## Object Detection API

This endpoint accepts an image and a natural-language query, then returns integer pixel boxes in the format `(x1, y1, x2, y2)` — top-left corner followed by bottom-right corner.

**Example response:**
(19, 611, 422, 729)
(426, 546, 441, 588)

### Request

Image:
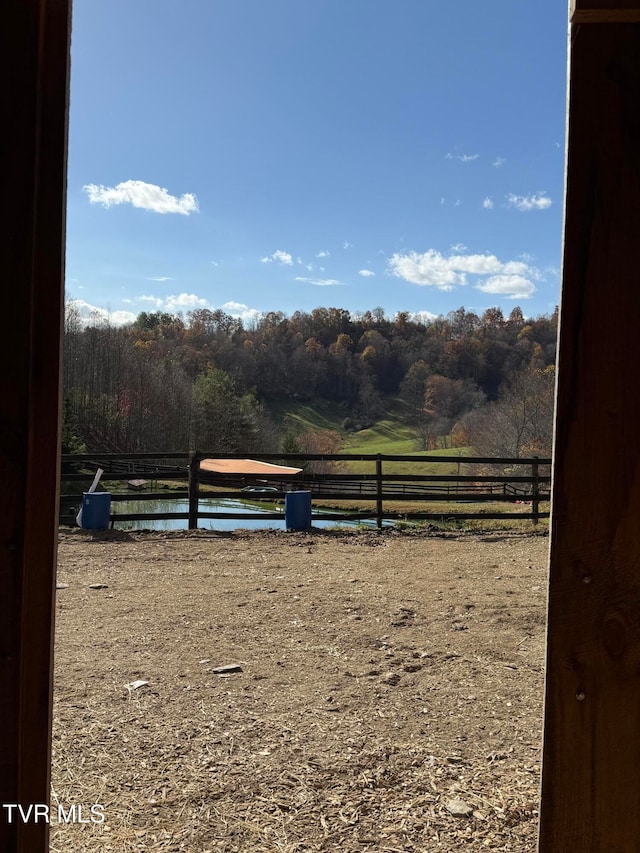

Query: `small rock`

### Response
(125, 679, 149, 692)
(382, 671, 401, 686)
(446, 798, 473, 818)
(56, 583, 69, 590)
(89, 583, 108, 590)
(487, 751, 508, 762)
(212, 664, 243, 675)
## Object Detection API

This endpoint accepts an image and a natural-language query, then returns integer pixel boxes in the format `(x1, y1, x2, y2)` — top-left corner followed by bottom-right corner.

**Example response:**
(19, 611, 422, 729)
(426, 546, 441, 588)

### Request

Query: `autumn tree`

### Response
(398, 362, 437, 449)
(460, 365, 556, 459)
(424, 374, 485, 445)
(192, 368, 277, 453)
(399, 360, 431, 418)
(62, 299, 559, 454)
(293, 428, 344, 474)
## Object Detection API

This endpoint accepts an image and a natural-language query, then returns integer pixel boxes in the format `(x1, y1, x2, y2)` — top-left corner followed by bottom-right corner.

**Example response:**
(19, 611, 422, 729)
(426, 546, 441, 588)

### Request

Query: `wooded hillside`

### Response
(63, 303, 557, 455)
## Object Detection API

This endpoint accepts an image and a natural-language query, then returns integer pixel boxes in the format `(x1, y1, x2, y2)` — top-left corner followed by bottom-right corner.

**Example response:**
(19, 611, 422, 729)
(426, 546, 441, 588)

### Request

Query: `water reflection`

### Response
(111, 497, 382, 531)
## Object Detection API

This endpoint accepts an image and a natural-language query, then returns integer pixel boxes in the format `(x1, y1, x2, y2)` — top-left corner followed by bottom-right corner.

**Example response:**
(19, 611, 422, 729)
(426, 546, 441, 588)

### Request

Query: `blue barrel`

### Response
(81, 492, 111, 530)
(285, 491, 312, 531)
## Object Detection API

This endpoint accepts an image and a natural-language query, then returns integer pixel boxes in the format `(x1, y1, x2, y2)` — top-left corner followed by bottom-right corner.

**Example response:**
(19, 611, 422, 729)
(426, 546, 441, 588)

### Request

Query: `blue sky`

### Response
(66, 0, 568, 327)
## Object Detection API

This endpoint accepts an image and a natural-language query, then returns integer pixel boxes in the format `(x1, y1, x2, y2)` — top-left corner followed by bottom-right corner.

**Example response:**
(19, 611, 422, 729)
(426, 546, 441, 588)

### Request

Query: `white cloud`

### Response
(66, 299, 136, 327)
(483, 197, 494, 209)
(164, 293, 210, 312)
(146, 276, 172, 282)
(503, 259, 536, 277)
(138, 295, 164, 307)
(221, 301, 262, 325)
(448, 253, 502, 275)
(506, 192, 552, 211)
(211, 260, 219, 267)
(358, 269, 375, 277)
(476, 274, 536, 299)
(316, 250, 330, 258)
(127, 292, 212, 312)
(388, 250, 464, 290)
(295, 276, 342, 287)
(446, 152, 479, 162)
(410, 310, 438, 325)
(110, 310, 138, 325)
(261, 249, 293, 265)
(83, 180, 199, 215)
(68, 292, 218, 324)
(493, 156, 506, 167)
(388, 248, 538, 297)
(343, 240, 353, 250)
(450, 242, 467, 253)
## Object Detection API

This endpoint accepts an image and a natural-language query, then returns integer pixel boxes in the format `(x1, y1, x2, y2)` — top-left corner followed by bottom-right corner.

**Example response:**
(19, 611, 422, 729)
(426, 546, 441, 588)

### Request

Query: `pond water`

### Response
(110, 497, 386, 531)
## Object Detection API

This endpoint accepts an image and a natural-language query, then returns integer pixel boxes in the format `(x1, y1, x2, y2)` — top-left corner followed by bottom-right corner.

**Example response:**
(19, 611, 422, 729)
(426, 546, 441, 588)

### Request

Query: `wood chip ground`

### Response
(52, 528, 548, 852)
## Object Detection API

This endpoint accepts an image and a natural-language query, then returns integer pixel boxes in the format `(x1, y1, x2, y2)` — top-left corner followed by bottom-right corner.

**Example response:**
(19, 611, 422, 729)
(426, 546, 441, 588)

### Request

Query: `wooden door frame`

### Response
(1, 1, 71, 850)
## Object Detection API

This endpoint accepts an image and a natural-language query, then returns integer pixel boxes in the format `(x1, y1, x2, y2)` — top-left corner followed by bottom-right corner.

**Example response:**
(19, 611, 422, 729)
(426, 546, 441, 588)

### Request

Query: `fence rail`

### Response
(60, 451, 551, 529)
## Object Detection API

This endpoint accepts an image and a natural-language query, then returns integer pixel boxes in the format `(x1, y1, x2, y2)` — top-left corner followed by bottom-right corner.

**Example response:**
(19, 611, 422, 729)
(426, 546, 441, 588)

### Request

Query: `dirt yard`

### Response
(51, 527, 550, 852)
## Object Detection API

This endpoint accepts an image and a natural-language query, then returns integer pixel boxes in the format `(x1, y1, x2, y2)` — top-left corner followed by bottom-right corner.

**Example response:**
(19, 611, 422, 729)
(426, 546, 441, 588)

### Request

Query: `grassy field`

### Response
(265, 397, 549, 530)
(267, 396, 346, 433)
(269, 395, 470, 476)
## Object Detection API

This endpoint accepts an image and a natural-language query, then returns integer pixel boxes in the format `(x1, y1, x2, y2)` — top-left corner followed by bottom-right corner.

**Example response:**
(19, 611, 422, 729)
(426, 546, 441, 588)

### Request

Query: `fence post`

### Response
(376, 454, 383, 529)
(531, 455, 539, 525)
(188, 452, 200, 530)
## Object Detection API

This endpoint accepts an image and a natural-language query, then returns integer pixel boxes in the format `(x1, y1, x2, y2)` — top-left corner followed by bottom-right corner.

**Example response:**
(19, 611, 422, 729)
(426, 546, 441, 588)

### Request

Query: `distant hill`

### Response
(267, 394, 469, 461)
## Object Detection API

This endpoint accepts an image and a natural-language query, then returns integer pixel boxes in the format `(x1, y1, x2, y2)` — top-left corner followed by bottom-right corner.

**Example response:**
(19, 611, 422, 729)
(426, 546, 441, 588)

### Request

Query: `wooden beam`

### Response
(571, 0, 640, 21)
(0, 0, 70, 850)
(540, 21, 640, 851)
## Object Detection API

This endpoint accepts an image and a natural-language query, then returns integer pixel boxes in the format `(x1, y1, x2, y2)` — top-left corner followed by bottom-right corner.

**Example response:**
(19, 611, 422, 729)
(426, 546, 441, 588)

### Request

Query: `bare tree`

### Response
(461, 366, 555, 459)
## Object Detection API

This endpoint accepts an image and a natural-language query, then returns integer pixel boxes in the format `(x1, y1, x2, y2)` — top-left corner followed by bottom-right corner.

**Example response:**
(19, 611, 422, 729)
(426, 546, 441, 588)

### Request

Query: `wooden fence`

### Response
(60, 451, 551, 529)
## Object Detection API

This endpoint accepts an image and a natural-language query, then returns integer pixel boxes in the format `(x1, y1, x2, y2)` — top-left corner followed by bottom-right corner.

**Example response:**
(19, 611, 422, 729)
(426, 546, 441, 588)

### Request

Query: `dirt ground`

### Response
(51, 527, 550, 852)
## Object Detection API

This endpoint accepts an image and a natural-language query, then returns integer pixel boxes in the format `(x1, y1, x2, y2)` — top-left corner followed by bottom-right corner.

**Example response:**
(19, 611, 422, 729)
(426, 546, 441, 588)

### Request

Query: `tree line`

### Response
(63, 302, 557, 457)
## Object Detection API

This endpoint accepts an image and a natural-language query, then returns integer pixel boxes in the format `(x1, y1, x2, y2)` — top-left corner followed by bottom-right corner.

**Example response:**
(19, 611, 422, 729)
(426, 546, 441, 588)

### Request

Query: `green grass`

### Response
(267, 396, 346, 433)
(267, 394, 471, 476)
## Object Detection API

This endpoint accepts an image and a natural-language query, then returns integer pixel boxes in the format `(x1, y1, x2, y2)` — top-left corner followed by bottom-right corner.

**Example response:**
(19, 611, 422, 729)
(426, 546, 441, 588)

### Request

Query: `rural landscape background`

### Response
(65, 1, 563, 469)
(63, 302, 557, 466)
